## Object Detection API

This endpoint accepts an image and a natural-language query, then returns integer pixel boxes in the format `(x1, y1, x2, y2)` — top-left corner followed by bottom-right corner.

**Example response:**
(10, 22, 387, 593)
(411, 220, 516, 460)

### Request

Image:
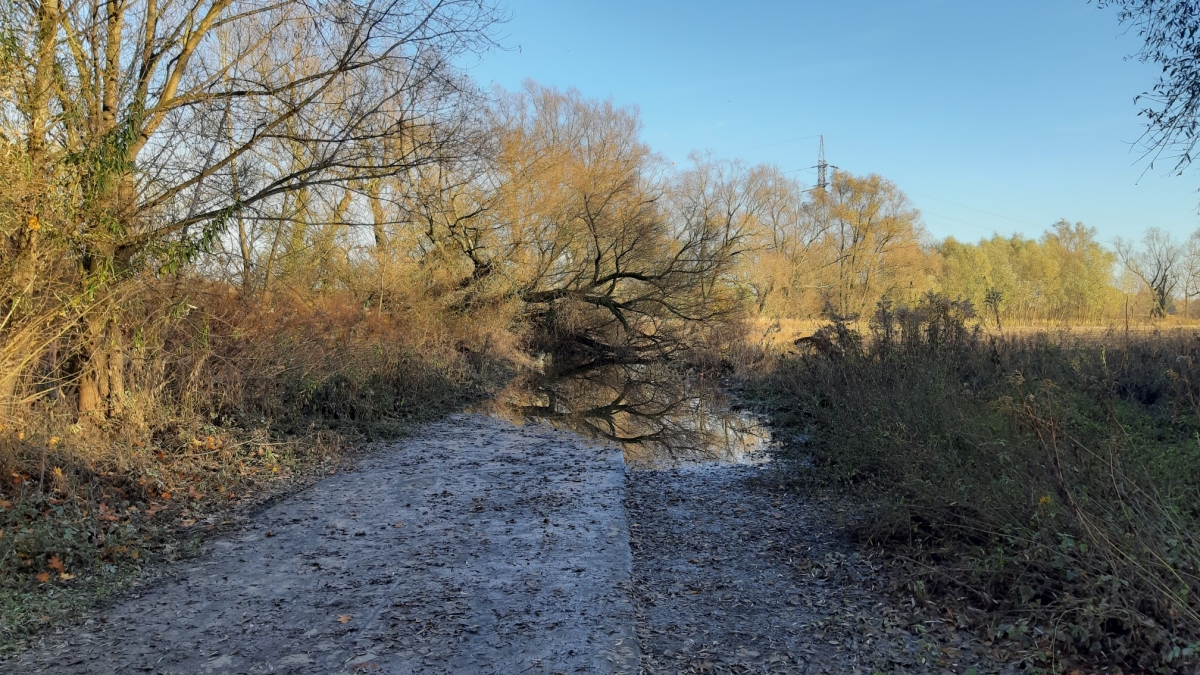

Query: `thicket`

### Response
(0, 0, 751, 641)
(745, 297, 1200, 669)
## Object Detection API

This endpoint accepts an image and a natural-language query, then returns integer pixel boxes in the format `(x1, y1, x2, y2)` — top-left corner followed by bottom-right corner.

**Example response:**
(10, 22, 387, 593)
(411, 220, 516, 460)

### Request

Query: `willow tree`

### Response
(672, 157, 804, 317)
(0, 0, 499, 418)
(488, 84, 748, 360)
(806, 172, 928, 318)
(1100, 1, 1200, 176)
(938, 223, 1120, 325)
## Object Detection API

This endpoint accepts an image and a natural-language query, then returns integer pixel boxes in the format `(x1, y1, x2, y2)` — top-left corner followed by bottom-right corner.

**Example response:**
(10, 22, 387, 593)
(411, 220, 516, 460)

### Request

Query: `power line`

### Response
(907, 189, 1044, 229)
(920, 210, 1004, 235)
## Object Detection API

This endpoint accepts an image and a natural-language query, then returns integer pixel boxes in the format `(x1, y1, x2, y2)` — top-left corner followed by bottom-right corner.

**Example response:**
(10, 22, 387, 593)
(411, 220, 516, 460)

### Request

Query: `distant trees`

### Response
(1117, 228, 1181, 317)
(937, 221, 1119, 324)
(815, 173, 929, 317)
(1047, 220, 1122, 319)
(694, 168, 931, 321)
(730, 181, 1200, 327)
(1180, 232, 1200, 318)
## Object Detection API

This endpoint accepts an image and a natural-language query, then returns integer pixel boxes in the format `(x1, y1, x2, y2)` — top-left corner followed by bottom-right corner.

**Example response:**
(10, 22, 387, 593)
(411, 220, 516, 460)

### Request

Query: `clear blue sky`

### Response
(461, 0, 1200, 245)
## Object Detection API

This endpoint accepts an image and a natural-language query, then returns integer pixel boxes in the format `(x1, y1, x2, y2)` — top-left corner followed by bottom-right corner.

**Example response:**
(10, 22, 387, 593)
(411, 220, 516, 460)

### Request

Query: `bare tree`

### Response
(1117, 227, 1181, 317)
(487, 84, 748, 359)
(811, 172, 926, 317)
(1181, 230, 1200, 319)
(1, 0, 501, 416)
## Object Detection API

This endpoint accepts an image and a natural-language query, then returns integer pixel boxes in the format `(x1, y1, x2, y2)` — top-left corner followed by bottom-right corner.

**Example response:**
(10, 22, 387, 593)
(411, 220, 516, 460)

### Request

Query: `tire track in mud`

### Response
(9, 414, 639, 674)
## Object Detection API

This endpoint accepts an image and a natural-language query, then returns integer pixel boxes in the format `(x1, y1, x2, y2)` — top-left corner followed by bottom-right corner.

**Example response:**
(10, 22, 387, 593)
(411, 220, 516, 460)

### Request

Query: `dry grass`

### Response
(740, 298, 1200, 671)
(750, 314, 1200, 348)
(0, 276, 519, 647)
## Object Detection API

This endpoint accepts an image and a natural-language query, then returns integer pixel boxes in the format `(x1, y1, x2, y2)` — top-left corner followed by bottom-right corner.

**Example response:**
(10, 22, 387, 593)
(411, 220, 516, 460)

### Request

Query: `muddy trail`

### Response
(627, 466, 1006, 674)
(7, 366, 1011, 674)
(8, 415, 638, 674)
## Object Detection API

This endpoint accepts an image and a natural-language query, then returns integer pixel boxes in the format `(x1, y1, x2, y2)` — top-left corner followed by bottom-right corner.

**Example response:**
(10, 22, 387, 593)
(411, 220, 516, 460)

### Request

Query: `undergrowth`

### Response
(0, 283, 516, 648)
(742, 295, 1200, 671)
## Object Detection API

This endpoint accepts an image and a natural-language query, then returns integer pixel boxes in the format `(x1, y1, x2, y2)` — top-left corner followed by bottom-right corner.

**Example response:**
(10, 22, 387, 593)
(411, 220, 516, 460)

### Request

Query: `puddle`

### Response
(473, 361, 773, 469)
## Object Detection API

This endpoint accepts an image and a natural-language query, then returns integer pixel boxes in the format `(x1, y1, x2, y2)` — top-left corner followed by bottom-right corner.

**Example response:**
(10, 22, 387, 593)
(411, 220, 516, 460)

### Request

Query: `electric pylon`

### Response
(816, 135, 828, 191)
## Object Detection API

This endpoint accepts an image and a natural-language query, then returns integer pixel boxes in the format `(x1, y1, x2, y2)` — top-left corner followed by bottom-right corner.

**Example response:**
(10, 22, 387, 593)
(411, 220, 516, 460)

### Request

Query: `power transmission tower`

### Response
(816, 135, 828, 191)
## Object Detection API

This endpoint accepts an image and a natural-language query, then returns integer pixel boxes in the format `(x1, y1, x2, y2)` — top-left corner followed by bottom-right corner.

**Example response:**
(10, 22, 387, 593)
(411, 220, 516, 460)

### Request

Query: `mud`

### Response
(626, 465, 1011, 675)
(8, 410, 1017, 675)
(8, 414, 638, 674)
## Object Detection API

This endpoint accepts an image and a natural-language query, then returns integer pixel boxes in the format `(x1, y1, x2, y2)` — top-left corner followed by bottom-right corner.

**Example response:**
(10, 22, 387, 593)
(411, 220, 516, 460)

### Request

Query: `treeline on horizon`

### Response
(734, 174, 1199, 328)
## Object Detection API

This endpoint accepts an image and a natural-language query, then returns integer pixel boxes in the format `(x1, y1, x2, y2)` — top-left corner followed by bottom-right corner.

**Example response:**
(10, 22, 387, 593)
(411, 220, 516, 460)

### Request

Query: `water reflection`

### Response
(474, 361, 773, 469)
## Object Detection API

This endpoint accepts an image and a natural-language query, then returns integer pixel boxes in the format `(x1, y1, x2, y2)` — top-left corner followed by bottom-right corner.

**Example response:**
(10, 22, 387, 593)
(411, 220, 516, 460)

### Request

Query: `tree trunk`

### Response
(368, 179, 388, 249)
(77, 343, 105, 416)
(78, 316, 125, 418)
(27, 0, 60, 166)
(0, 367, 18, 421)
(107, 324, 125, 414)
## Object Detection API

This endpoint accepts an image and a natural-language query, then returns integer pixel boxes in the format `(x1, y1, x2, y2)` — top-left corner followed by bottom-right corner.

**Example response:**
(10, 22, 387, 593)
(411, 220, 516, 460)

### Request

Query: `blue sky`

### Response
(461, 0, 1200, 245)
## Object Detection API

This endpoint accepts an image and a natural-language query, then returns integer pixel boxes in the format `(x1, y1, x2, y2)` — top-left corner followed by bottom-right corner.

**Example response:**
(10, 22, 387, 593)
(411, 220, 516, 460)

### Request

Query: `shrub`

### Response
(745, 294, 1200, 669)
(0, 276, 517, 646)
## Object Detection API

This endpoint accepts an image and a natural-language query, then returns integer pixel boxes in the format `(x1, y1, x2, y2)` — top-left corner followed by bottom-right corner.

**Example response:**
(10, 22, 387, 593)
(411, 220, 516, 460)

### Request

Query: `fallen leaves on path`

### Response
(627, 466, 1009, 674)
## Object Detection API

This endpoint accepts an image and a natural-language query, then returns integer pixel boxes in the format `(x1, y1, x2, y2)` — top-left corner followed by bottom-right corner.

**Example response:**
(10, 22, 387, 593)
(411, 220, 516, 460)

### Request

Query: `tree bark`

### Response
(77, 347, 104, 416)
(78, 316, 125, 417)
(107, 324, 125, 414)
(0, 367, 18, 421)
(368, 179, 388, 249)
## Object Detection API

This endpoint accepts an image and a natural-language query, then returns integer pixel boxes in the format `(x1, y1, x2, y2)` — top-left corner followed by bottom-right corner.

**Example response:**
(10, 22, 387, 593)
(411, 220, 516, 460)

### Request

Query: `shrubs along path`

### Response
(7, 415, 639, 674)
(741, 303, 1200, 670)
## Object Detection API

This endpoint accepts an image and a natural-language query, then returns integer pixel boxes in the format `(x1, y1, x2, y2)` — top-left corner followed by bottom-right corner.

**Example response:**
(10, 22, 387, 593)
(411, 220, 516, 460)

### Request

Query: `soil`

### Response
(6, 415, 638, 674)
(626, 465, 1015, 674)
(5, 414, 1015, 674)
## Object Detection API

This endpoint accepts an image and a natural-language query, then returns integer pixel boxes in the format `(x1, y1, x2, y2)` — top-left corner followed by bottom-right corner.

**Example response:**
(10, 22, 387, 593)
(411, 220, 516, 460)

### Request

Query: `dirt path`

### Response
(8, 414, 638, 675)
(626, 465, 1009, 675)
(8, 413, 1016, 675)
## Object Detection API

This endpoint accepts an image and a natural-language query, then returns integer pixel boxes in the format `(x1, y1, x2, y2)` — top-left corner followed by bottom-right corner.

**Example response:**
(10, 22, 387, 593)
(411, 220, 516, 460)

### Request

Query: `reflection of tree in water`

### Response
(482, 361, 771, 467)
